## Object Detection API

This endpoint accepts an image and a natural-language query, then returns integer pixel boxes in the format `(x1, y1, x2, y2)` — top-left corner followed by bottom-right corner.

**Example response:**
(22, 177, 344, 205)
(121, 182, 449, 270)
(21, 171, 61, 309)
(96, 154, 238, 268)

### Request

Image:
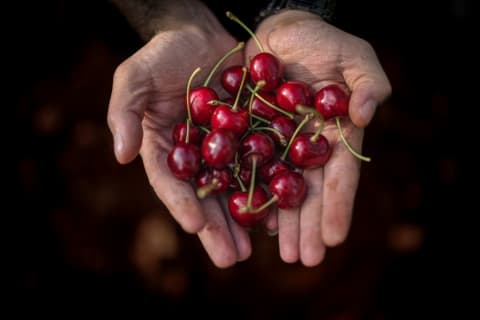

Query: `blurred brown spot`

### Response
(387, 223, 424, 253)
(34, 104, 63, 135)
(438, 158, 458, 184)
(73, 120, 99, 148)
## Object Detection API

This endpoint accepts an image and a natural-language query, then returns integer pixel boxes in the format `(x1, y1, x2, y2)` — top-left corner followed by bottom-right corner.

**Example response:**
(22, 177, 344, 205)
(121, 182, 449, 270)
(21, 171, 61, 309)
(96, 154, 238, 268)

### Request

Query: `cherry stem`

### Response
(251, 114, 271, 124)
(208, 100, 233, 107)
(246, 84, 295, 119)
(185, 67, 201, 143)
(252, 127, 287, 146)
(246, 156, 258, 211)
(204, 42, 244, 87)
(235, 175, 247, 193)
(198, 126, 211, 134)
(232, 67, 248, 112)
(248, 80, 266, 126)
(281, 113, 315, 161)
(251, 195, 277, 214)
(335, 117, 371, 162)
(226, 12, 264, 53)
(196, 178, 219, 199)
(309, 113, 325, 142)
(295, 104, 317, 116)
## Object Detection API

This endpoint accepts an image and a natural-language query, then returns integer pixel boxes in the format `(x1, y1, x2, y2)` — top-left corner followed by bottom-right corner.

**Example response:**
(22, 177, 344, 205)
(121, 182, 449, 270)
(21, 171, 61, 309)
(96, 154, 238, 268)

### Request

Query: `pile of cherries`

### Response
(167, 12, 369, 227)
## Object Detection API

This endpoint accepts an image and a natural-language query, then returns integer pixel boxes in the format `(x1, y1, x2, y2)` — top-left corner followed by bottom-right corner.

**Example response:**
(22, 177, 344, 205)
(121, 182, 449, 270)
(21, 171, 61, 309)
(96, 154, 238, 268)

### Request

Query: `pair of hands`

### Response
(107, 8, 391, 268)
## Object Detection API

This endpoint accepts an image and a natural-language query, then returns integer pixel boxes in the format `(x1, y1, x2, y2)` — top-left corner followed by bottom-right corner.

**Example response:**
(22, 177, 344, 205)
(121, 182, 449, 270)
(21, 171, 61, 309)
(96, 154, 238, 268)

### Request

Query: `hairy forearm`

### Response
(111, 0, 217, 40)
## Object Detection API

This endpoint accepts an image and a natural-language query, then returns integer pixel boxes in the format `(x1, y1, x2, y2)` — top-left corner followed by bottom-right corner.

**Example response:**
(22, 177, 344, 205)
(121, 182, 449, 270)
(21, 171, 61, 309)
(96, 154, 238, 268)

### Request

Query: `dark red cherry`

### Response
(276, 80, 313, 113)
(221, 65, 246, 96)
(240, 132, 275, 168)
(230, 167, 252, 190)
(251, 92, 281, 121)
(259, 159, 290, 184)
(201, 128, 238, 169)
(289, 132, 332, 169)
(172, 122, 201, 145)
(196, 167, 232, 195)
(167, 142, 201, 180)
(188, 87, 218, 125)
(269, 116, 297, 145)
(314, 84, 349, 120)
(228, 186, 270, 227)
(269, 171, 307, 209)
(250, 52, 282, 92)
(210, 105, 249, 137)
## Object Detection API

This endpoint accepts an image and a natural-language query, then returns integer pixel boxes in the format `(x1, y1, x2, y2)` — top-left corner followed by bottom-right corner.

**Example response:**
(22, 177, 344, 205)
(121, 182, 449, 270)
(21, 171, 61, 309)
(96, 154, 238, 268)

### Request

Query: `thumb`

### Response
(107, 59, 149, 164)
(343, 54, 392, 128)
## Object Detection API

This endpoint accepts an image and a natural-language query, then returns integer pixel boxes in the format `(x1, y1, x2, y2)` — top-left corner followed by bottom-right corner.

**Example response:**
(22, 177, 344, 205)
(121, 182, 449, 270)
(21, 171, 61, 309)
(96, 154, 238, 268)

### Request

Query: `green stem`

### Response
(186, 67, 201, 124)
(281, 113, 315, 161)
(204, 42, 244, 87)
(309, 113, 325, 142)
(251, 114, 271, 124)
(252, 127, 287, 146)
(226, 12, 264, 52)
(235, 175, 247, 192)
(198, 126, 211, 134)
(246, 84, 294, 119)
(185, 119, 191, 144)
(248, 80, 265, 126)
(336, 117, 371, 162)
(246, 157, 257, 211)
(232, 67, 248, 112)
(251, 195, 277, 214)
(196, 178, 219, 199)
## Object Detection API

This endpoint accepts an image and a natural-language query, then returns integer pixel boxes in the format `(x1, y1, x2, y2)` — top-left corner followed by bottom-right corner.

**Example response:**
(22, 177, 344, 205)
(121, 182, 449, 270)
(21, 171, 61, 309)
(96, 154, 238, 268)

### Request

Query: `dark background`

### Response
(10, 0, 468, 318)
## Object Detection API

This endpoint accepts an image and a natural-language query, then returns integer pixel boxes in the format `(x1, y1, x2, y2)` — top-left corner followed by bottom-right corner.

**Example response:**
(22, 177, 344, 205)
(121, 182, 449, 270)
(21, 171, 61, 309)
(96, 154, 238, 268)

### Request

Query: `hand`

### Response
(246, 10, 391, 266)
(107, 8, 251, 268)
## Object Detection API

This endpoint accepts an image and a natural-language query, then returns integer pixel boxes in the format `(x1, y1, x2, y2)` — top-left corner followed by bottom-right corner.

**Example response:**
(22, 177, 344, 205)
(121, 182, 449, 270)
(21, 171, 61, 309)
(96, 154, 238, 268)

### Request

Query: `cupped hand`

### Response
(246, 10, 391, 266)
(107, 14, 251, 268)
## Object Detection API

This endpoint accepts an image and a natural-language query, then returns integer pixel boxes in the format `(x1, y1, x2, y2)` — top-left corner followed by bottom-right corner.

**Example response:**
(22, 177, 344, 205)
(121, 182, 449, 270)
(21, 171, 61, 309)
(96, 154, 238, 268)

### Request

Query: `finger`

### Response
(265, 207, 279, 236)
(140, 136, 206, 234)
(197, 197, 239, 268)
(107, 58, 150, 164)
(278, 207, 300, 263)
(219, 195, 252, 262)
(342, 43, 392, 128)
(299, 168, 326, 267)
(321, 124, 362, 246)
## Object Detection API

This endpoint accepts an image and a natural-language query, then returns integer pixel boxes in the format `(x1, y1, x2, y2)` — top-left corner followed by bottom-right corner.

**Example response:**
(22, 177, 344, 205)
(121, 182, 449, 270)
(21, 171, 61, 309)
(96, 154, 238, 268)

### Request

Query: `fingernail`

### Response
(267, 229, 278, 237)
(360, 100, 376, 124)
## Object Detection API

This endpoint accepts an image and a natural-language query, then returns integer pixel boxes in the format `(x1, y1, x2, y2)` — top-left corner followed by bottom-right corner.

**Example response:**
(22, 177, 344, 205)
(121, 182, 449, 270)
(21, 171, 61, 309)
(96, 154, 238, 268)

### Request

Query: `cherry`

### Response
(210, 67, 249, 136)
(289, 132, 332, 169)
(259, 158, 290, 184)
(201, 128, 239, 169)
(230, 166, 252, 190)
(172, 122, 201, 145)
(269, 171, 307, 209)
(314, 84, 349, 120)
(187, 87, 219, 125)
(221, 65, 246, 96)
(315, 84, 371, 162)
(276, 80, 313, 113)
(228, 186, 270, 227)
(167, 142, 201, 180)
(250, 92, 281, 121)
(250, 53, 283, 92)
(269, 116, 297, 146)
(240, 132, 275, 168)
(196, 167, 232, 198)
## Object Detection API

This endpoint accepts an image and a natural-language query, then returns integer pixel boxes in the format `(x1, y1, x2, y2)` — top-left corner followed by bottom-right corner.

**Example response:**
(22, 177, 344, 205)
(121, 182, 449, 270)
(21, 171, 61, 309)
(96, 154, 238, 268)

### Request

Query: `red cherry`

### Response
(289, 132, 332, 169)
(250, 52, 282, 91)
(240, 132, 275, 168)
(259, 159, 290, 184)
(201, 128, 238, 169)
(269, 171, 307, 209)
(188, 87, 218, 125)
(196, 167, 232, 196)
(269, 116, 296, 145)
(251, 92, 281, 121)
(230, 167, 252, 190)
(228, 186, 270, 227)
(314, 84, 349, 120)
(276, 80, 313, 113)
(167, 142, 201, 180)
(172, 122, 201, 145)
(210, 105, 249, 137)
(221, 65, 246, 96)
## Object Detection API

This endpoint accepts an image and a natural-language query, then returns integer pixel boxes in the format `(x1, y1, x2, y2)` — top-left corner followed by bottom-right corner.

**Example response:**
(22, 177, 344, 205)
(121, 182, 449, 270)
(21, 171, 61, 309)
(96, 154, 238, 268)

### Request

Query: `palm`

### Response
(108, 28, 251, 268)
(245, 11, 390, 265)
